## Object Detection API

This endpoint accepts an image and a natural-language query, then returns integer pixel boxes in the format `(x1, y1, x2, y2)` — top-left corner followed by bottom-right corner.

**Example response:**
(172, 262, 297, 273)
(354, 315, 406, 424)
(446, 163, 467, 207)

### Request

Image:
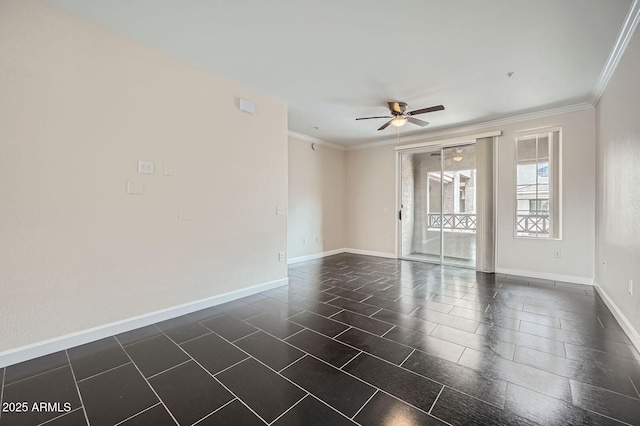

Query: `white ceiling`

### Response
(44, 0, 633, 147)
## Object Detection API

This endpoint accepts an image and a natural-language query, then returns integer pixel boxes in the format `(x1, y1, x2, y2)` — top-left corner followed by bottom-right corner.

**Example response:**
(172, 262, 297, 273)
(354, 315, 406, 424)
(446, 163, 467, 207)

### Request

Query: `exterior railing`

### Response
(428, 213, 476, 231)
(426, 213, 549, 234)
(516, 214, 550, 234)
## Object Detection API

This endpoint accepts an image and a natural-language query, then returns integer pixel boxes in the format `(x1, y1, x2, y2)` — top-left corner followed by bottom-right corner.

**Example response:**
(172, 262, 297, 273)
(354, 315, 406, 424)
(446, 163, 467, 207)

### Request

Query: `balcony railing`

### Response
(516, 214, 550, 234)
(426, 213, 550, 234)
(428, 213, 476, 231)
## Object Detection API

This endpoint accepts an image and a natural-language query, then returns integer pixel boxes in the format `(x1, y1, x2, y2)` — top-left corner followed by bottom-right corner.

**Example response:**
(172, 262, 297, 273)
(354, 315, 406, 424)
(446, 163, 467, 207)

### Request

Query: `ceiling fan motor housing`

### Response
(355, 101, 444, 130)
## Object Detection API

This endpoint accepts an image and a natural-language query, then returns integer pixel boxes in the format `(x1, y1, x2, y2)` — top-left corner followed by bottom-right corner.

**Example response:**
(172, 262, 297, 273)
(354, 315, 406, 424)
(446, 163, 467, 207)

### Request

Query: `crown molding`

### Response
(346, 102, 593, 151)
(287, 131, 347, 151)
(590, 0, 640, 105)
(394, 130, 502, 152)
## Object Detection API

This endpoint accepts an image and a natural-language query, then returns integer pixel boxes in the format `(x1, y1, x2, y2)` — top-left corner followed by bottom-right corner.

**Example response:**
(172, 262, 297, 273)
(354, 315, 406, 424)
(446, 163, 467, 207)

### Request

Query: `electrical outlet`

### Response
(553, 250, 561, 258)
(602, 261, 607, 271)
(629, 280, 634, 295)
(278, 252, 285, 262)
(138, 161, 154, 174)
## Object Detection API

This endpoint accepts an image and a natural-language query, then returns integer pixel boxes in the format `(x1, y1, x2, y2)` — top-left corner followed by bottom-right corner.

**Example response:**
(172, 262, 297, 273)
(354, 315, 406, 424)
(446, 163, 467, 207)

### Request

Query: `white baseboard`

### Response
(0, 277, 288, 368)
(345, 248, 397, 259)
(495, 267, 593, 285)
(287, 248, 346, 264)
(594, 282, 640, 353)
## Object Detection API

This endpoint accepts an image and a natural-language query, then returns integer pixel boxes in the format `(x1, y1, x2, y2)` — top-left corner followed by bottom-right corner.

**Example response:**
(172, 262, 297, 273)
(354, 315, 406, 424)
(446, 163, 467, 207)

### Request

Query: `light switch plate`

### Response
(179, 212, 193, 221)
(127, 181, 144, 195)
(138, 161, 154, 174)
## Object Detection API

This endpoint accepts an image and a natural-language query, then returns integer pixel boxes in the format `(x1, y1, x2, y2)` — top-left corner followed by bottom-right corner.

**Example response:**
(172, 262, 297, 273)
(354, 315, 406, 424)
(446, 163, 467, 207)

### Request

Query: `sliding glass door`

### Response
(400, 149, 443, 263)
(399, 143, 478, 268)
(441, 144, 476, 267)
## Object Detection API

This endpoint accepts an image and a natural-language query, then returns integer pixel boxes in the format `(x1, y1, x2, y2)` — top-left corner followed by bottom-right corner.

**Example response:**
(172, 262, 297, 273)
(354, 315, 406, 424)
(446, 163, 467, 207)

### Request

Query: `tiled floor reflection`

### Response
(2, 254, 640, 425)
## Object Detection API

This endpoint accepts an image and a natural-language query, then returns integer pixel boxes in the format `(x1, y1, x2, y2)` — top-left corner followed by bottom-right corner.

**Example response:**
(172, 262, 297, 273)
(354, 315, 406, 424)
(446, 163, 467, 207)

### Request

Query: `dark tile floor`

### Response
(2, 253, 640, 425)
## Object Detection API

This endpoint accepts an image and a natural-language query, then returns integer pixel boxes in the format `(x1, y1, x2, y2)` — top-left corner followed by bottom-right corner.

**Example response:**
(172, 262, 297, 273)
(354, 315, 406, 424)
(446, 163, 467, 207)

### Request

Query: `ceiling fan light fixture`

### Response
(453, 156, 463, 162)
(390, 116, 407, 127)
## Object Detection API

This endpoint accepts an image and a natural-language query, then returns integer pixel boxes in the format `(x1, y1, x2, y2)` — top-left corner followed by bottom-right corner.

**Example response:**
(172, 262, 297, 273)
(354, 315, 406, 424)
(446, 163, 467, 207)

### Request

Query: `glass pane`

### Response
(441, 144, 476, 268)
(400, 151, 441, 262)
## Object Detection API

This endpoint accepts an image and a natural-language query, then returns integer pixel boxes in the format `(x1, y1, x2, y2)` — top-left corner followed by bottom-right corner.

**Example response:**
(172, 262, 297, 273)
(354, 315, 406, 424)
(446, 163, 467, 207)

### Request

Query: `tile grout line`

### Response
(339, 351, 363, 370)
(318, 311, 402, 343)
(37, 407, 85, 426)
(2, 364, 69, 387)
(231, 329, 261, 343)
(282, 327, 307, 341)
(145, 359, 192, 381)
(520, 319, 635, 351)
(74, 361, 134, 384)
(369, 307, 383, 318)
(629, 376, 640, 399)
(210, 375, 272, 425)
(455, 347, 467, 364)
(190, 398, 241, 426)
(429, 324, 441, 337)
(277, 355, 306, 374)
(64, 350, 91, 426)
(328, 308, 347, 319)
(399, 349, 416, 367)
(360, 295, 373, 303)
(427, 385, 446, 415)
(350, 389, 378, 420)
(380, 325, 396, 337)
(172, 330, 213, 346)
(574, 381, 639, 403)
(113, 402, 162, 426)
(266, 394, 306, 425)
(116, 329, 163, 349)
(580, 407, 634, 426)
(113, 339, 181, 426)
(332, 326, 353, 339)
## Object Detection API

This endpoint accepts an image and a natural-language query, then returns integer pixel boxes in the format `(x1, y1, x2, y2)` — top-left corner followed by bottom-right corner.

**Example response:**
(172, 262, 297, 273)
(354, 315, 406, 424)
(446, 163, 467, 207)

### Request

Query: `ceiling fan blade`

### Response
(407, 117, 429, 127)
(355, 115, 392, 121)
(408, 105, 445, 116)
(378, 119, 393, 131)
(388, 102, 404, 114)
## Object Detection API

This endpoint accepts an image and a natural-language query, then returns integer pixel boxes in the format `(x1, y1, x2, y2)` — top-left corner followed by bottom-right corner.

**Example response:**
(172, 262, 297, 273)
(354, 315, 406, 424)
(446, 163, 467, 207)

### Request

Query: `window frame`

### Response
(513, 126, 562, 240)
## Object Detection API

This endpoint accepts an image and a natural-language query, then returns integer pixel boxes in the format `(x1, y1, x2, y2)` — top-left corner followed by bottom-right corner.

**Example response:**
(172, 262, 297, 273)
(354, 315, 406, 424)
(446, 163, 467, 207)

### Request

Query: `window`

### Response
(515, 128, 561, 238)
(529, 199, 549, 214)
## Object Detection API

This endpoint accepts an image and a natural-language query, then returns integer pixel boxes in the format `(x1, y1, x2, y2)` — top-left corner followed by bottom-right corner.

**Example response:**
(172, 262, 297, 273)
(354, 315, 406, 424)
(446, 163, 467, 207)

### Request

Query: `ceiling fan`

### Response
(356, 101, 445, 131)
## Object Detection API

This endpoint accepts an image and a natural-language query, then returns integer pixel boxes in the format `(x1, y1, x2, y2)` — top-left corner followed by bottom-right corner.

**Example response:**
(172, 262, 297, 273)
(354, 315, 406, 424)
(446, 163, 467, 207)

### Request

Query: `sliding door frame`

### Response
(395, 131, 501, 271)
